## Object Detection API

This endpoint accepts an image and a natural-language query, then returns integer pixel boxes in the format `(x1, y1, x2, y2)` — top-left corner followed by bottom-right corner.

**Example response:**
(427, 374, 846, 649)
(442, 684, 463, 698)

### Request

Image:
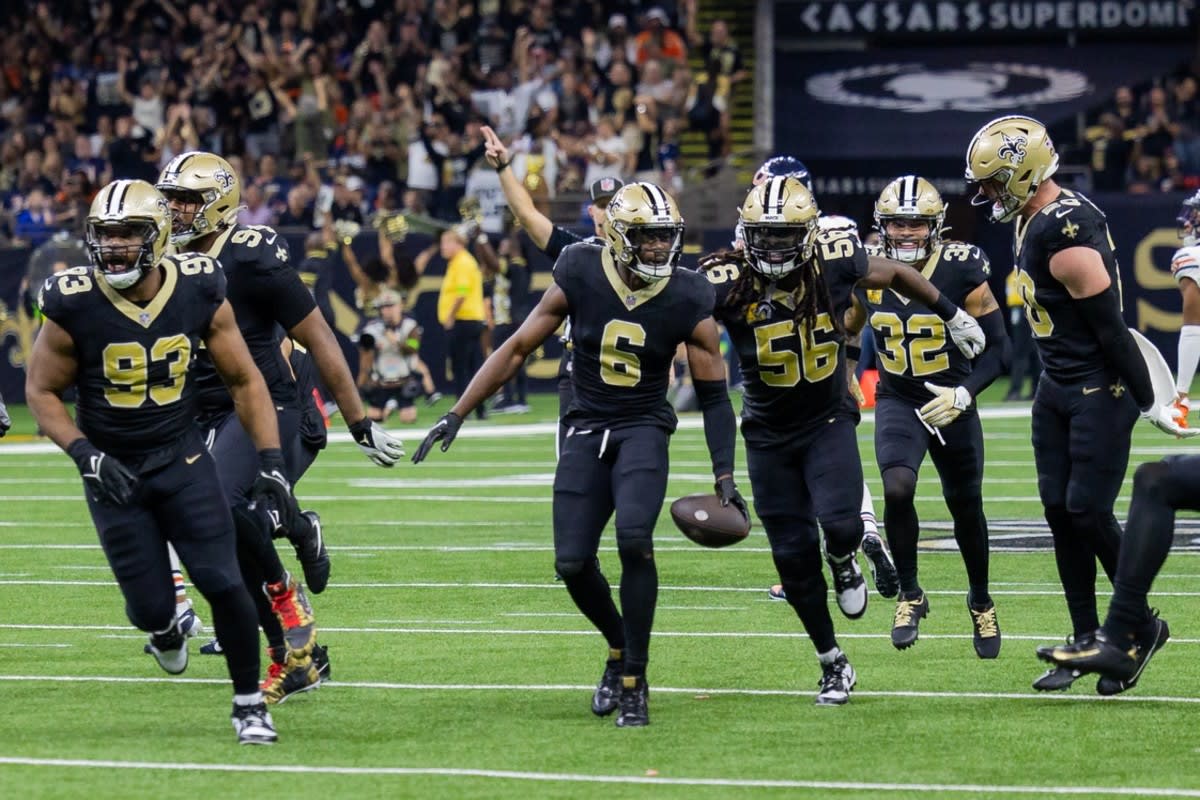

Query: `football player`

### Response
(702, 176, 986, 704)
(745, 158, 896, 603)
(0, 391, 10, 436)
(964, 116, 1185, 692)
(26, 179, 292, 744)
(1170, 190, 1200, 423)
(156, 152, 403, 702)
(846, 176, 1010, 657)
(413, 183, 744, 728)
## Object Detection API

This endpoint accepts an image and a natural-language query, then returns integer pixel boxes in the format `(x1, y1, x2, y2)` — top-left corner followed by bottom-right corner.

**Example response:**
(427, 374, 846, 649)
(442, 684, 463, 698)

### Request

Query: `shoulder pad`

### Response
(1172, 245, 1200, 283)
(37, 266, 98, 321)
(230, 225, 291, 269)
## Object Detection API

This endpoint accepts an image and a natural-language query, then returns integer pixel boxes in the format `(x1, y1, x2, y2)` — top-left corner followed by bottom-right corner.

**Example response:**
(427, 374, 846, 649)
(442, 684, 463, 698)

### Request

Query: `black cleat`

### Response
(1096, 615, 1170, 696)
(968, 597, 1001, 659)
(891, 591, 929, 650)
(591, 650, 622, 717)
(312, 642, 332, 682)
(1036, 629, 1139, 680)
(231, 702, 277, 745)
(815, 654, 856, 706)
(615, 676, 649, 728)
(1032, 632, 1092, 691)
(861, 532, 899, 599)
(290, 510, 330, 594)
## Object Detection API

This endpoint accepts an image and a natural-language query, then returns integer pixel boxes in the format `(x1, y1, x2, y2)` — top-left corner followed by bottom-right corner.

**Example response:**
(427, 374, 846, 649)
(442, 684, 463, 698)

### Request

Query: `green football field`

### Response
(3, 391, 1200, 799)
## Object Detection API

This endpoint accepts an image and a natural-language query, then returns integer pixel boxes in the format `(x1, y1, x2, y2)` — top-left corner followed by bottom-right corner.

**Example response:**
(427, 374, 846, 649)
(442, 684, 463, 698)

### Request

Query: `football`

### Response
(670, 493, 751, 548)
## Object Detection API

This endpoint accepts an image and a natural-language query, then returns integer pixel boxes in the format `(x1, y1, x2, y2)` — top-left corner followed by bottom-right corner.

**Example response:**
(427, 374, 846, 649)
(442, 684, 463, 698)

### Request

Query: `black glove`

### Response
(67, 438, 138, 506)
(715, 476, 749, 523)
(251, 448, 299, 529)
(0, 393, 9, 438)
(412, 412, 463, 463)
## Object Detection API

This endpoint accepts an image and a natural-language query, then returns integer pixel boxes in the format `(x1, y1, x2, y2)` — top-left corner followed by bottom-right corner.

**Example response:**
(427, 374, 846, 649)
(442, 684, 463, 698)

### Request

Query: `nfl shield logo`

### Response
(139, 312, 151, 326)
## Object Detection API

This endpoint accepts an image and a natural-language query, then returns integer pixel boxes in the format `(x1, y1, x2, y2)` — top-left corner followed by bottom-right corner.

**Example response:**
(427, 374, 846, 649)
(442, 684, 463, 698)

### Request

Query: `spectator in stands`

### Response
(1142, 86, 1177, 161)
(14, 187, 56, 246)
(1090, 113, 1133, 191)
(635, 8, 687, 67)
(279, 184, 316, 229)
(239, 183, 274, 226)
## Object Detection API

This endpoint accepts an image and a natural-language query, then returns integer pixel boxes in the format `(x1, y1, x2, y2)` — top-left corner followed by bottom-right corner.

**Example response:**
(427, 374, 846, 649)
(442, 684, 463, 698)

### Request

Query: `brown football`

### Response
(670, 493, 751, 548)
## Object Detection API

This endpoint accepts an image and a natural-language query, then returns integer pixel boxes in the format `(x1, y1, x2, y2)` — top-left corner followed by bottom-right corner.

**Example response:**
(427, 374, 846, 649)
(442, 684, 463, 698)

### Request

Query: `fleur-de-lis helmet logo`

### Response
(997, 132, 1028, 165)
(213, 168, 235, 192)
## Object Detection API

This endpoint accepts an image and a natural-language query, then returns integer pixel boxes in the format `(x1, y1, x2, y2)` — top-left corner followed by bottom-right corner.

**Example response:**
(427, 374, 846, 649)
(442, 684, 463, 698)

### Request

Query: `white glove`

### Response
(946, 308, 986, 358)
(919, 382, 972, 428)
(1141, 403, 1200, 439)
(349, 418, 406, 466)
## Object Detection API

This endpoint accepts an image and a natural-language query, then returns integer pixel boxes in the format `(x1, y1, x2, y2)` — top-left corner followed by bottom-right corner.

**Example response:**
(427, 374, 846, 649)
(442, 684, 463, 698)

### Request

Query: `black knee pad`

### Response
(125, 594, 175, 634)
(822, 515, 863, 559)
(882, 467, 918, 507)
(554, 557, 595, 579)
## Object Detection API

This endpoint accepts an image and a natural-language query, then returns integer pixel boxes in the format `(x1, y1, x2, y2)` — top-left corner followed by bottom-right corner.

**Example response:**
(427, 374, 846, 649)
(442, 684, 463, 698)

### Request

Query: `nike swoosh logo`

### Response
(185, 453, 202, 464)
(1082, 387, 1101, 395)
(1055, 208, 1072, 218)
(1060, 647, 1101, 660)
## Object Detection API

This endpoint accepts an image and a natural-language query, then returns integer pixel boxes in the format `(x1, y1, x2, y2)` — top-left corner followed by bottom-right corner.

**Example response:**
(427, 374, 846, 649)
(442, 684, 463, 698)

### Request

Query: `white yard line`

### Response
(0, 755, 1196, 797)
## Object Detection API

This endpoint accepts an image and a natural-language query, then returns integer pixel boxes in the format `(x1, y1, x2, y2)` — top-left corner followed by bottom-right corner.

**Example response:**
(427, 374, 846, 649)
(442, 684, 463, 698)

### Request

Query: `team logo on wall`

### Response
(806, 63, 1089, 113)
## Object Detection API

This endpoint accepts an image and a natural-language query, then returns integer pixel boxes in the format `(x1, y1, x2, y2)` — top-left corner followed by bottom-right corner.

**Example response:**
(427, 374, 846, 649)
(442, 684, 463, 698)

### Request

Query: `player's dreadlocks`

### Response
(700, 247, 844, 338)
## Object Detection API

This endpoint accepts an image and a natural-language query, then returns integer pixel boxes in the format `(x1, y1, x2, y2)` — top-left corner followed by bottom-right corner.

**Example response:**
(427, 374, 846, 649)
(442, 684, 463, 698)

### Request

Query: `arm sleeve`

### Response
(960, 308, 1011, 397)
(544, 226, 582, 260)
(1075, 288, 1155, 410)
(694, 378, 736, 478)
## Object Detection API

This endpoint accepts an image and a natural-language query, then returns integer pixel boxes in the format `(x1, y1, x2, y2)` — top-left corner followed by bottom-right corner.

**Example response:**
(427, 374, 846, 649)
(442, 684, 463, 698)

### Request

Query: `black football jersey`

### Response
(191, 224, 317, 414)
(38, 254, 225, 460)
(555, 241, 714, 431)
(711, 228, 869, 447)
(856, 242, 991, 406)
(1012, 189, 1121, 384)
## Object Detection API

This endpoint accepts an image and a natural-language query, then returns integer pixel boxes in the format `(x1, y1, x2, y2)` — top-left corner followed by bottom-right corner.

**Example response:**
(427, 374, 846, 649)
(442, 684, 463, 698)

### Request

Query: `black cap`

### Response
(589, 176, 624, 205)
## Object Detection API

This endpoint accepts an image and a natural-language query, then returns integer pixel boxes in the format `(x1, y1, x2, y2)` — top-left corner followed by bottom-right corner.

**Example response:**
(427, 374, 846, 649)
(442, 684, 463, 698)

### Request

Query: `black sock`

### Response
(1045, 505, 1099, 637)
(883, 468, 921, 595)
(947, 495, 990, 604)
(561, 559, 626, 651)
(203, 585, 262, 695)
(617, 546, 657, 678)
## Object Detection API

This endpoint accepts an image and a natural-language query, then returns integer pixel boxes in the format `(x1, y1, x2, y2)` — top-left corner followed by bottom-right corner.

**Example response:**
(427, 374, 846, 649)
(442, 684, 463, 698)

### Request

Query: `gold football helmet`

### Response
(156, 151, 241, 245)
(85, 179, 172, 290)
(965, 115, 1059, 223)
(604, 182, 685, 282)
(739, 176, 819, 278)
(874, 176, 946, 263)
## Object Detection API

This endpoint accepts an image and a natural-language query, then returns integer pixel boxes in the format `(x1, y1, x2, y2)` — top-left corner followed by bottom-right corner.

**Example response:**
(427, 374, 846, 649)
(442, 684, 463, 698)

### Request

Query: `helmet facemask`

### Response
(969, 170, 1027, 223)
(743, 220, 815, 279)
(612, 220, 684, 282)
(159, 186, 214, 246)
(86, 219, 160, 290)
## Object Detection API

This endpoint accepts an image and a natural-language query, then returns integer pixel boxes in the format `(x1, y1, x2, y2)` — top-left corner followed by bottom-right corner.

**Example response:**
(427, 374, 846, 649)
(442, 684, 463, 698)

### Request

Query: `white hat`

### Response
(646, 8, 669, 24)
(608, 13, 627, 28)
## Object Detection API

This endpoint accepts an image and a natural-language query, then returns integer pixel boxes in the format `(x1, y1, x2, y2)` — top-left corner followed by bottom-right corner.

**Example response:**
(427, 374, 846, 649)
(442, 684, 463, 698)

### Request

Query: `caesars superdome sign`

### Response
(785, 1, 1195, 36)
(807, 63, 1090, 112)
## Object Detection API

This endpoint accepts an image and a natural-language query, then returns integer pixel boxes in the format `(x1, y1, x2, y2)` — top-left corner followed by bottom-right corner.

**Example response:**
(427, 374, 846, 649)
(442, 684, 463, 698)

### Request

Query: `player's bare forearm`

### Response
(449, 284, 568, 417)
(207, 302, 282, 451)
(290, 308, 368, 426)
(866, 255, 941, 306)
(26, 321, 85, 451)
(498, 162, 552, 249)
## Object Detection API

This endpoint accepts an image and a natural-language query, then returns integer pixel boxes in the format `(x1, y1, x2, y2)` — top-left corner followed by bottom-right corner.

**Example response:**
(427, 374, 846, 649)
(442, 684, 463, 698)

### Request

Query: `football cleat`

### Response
(827, 554, 867, 619)
(861, 532, 899, 599)
(1096, 615, 1170, 695)
(312, 642, 332, 682)
(615, 676, 649, 728)
(968, 597, 1001, 659)
(143, 606, 202, 655)
(816, 654, 856, 706)
(891, 591, 929, 650)
(1036, 629, 1138, 679)
(591, 650, 623, 717)
(147, 623, 188, 675)
(265, 574, 316, 657)
(1032, 666, 1082, 692)
(200, 638, 224, 656)
(290, 510, 330, 594)
(768, 584, 787, 601)
(261, 649, 320, 705)
(1032, 632, 1091, 691)
(231, 701, 278, 745)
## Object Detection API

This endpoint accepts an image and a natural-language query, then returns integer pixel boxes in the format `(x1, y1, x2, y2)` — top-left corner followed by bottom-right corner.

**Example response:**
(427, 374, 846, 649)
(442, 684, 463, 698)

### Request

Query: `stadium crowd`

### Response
(0, 0, 748, 247)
